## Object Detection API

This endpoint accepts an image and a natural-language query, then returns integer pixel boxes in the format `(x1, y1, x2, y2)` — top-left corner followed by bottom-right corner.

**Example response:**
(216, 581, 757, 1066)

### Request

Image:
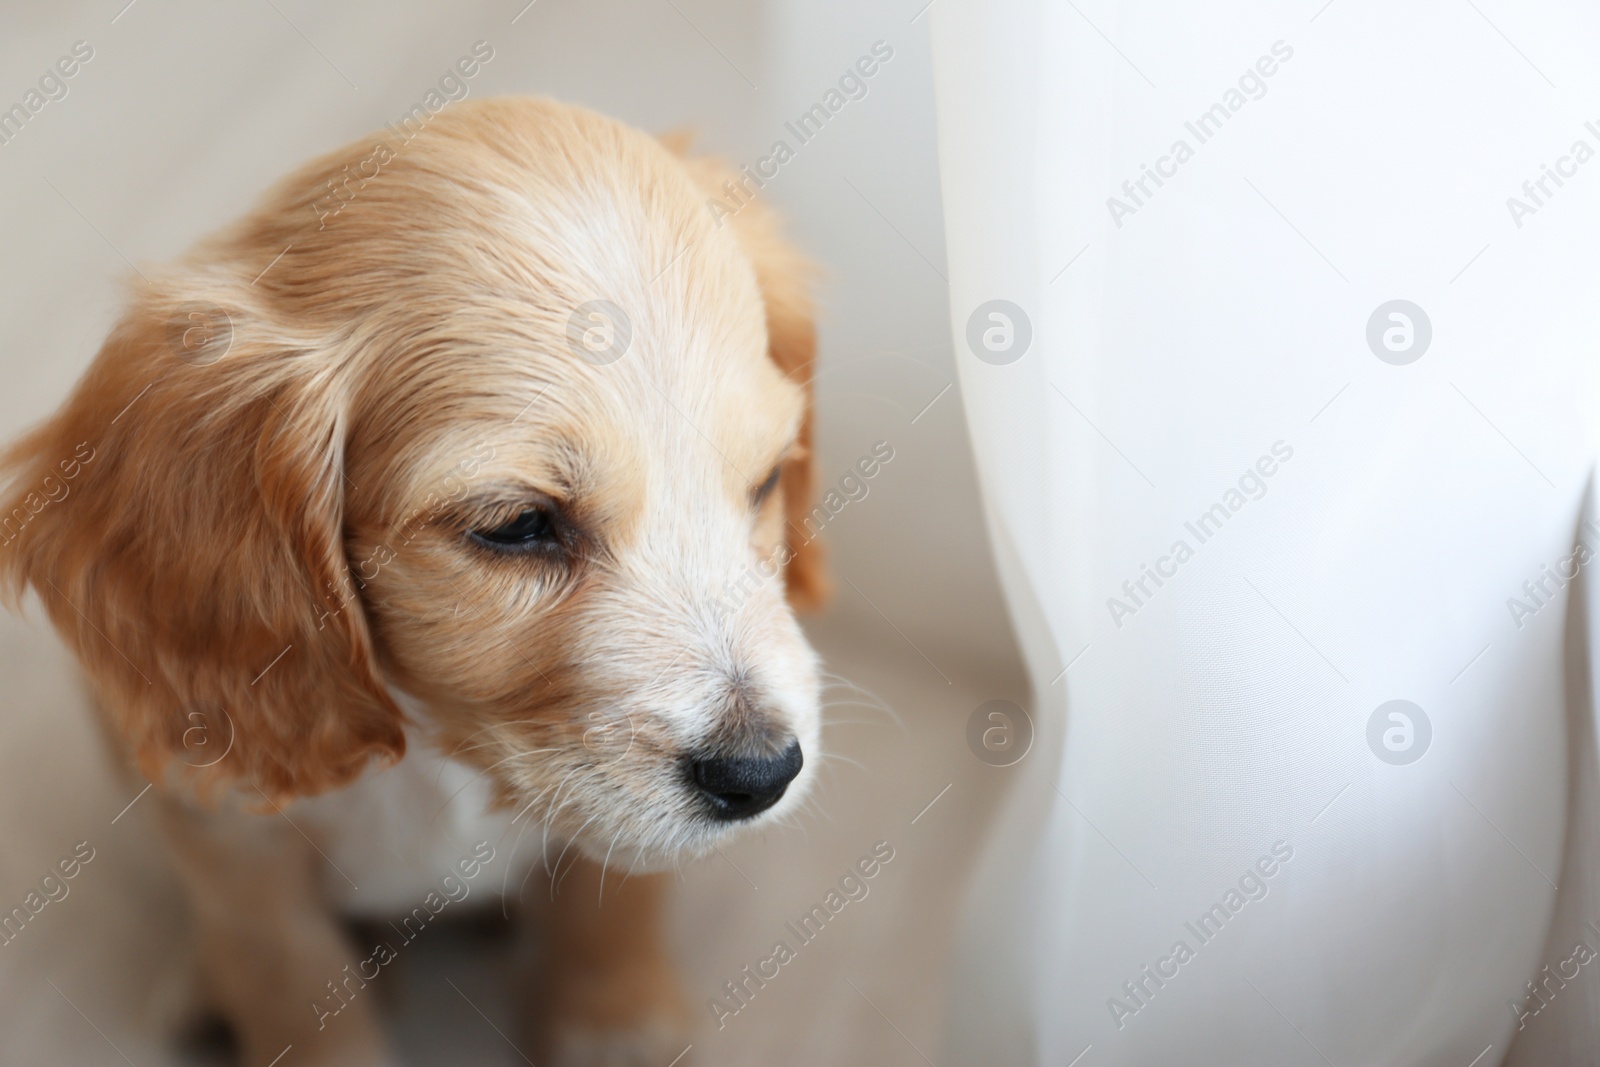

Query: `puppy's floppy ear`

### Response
(679, 152, 830, 611)
(0, 283, 404, 800)
(746, 220, 830, 612)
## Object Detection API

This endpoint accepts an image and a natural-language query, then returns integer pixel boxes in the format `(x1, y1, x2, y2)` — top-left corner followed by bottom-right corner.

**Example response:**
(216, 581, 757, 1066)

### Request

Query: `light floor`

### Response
(0, 605, 1023, 1066)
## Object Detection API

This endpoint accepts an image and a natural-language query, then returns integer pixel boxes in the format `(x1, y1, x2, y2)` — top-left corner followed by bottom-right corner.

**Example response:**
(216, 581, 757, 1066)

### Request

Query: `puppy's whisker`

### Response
(510, 772, 568, 825)
(817, 674, 903, 728)
(817, 685, 892, 704)
(783, 799, 829, 833)
(818, 694, 892, 712)
(499, 803, 544, 918)
(544, 775, 599, 841)
(541, 765, 591, 819)
(427, 746, 556, 830)
(816, 668, 887, 693)
(518, 836, 555, 906)
(444, 718, 551, 760)
(541, 812, 599, 901)
(597, 828, 624, 905)
(537, 766, 585, 834)
(820, 704, 890, 723)
(556, 853, 585, 895)
(810, 751, 865, 773)
(539, 768, 601, 873)
(509, 788, 547, 826)
(615, 851, 644, 894)
(816, 699, 896, 725)
(817, 674, 882, 692)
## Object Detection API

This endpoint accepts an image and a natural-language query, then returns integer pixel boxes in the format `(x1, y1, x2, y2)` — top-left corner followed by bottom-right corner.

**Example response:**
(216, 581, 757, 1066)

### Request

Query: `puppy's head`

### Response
(0, 98, 827, 868)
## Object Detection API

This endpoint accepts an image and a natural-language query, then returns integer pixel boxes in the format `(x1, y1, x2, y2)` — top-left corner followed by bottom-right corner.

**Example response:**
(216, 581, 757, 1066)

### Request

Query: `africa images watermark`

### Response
(1505, 517, 1600, 630)
(1367, 700, 1431, 765)
(1504, 120, 1600, 230)
(1107, 840, 1294, 1030)
(707, 840, 896, 1030)
(0, 40, 94, 148)
(1106, 441, 1295, 628)
(0, 441, 97, 548)
(315, 440, 496, 632)
(706, 40, 895, 227)
(715, 440, 895, 618)
(966, 699, 1033, 767)
(0, 841, 97, 948)
(310, 40, 495, 229)
(1511, 920, 1600, 1032)
(1107, 39, 1294, 229)
(313, 841, 497, 1031)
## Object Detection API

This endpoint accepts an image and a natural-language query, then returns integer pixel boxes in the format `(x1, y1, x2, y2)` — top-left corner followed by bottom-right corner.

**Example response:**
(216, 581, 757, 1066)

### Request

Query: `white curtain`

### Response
(931, 1, 1600, 1063)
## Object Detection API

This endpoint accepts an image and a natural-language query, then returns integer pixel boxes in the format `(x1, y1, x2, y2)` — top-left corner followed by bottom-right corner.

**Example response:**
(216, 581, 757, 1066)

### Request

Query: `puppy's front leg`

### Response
(156, 795, 392, 1067)
(533, 859, 693, 1066)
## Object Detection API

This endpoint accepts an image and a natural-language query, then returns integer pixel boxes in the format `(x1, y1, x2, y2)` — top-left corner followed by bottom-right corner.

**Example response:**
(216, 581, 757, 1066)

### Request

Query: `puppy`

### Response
(0, 97, 826, 1066)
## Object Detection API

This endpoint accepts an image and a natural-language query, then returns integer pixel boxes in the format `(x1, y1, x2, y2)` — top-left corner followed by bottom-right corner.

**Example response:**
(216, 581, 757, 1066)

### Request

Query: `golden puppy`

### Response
(0, 97, 826, 1066)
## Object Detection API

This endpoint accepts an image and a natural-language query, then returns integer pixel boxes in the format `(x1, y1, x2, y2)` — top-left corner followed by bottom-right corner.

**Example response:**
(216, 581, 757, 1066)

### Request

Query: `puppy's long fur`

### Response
(1, 97, 826, 1065)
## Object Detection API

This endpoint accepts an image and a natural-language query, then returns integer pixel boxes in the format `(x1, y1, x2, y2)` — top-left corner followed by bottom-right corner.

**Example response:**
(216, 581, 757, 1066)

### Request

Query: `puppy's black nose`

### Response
(690, 739, 803, 821)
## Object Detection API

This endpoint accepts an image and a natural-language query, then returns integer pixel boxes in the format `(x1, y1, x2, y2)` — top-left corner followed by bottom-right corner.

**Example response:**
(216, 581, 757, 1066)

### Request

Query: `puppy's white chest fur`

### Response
(294, 714, 540, 916)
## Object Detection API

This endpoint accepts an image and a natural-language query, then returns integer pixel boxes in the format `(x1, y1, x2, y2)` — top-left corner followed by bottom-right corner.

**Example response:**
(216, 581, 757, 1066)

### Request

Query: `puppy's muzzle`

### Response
(689, 738, 803, 821)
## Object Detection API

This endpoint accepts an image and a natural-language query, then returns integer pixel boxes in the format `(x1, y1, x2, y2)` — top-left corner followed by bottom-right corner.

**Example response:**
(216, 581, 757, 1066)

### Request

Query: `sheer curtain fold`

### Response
(931, 1, 1600, 1062)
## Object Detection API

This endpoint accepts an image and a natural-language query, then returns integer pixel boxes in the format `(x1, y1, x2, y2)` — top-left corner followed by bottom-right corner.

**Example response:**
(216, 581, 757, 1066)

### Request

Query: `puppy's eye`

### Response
(752, 465, 782, 508)
(470, 507, 557, 550)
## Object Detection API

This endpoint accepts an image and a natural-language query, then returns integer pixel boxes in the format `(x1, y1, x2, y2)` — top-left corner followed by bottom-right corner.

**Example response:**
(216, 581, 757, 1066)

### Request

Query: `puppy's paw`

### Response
(541, 1017, 694, 1067)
